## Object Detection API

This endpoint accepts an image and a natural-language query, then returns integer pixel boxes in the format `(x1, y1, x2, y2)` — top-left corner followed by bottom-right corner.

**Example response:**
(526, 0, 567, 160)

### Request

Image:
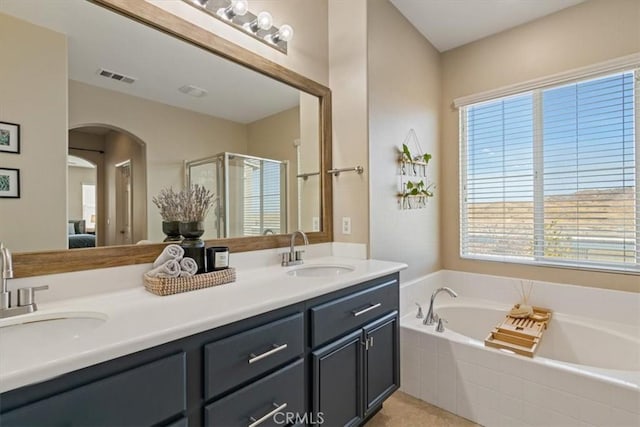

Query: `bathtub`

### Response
(400, 296, 640, 427)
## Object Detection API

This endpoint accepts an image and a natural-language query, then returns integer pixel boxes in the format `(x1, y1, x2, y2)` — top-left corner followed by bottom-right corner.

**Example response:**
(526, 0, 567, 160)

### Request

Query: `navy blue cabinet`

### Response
(0, 272, 399, 427)
(1, 353, 187, 427)
(312, 330, 365, 427)
(310, 275, 400, 427)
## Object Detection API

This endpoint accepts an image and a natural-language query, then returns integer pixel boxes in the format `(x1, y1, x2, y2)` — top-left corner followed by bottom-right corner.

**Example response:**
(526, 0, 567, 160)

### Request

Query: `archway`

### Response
(68, 124, 147, 247)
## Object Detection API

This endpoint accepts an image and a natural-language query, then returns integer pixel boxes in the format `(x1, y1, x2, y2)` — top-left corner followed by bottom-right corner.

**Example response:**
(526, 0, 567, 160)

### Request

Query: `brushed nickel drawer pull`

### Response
(248, 402, 288, 427)
(248, 343, 288, 364)
(352, 303, 382, 317)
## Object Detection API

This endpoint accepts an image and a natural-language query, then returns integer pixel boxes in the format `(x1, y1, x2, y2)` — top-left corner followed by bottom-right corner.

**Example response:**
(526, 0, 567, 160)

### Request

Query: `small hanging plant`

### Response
(403, 179, 434, 198)
(401, 144, 432, 164)
(400, 179, 434, 209)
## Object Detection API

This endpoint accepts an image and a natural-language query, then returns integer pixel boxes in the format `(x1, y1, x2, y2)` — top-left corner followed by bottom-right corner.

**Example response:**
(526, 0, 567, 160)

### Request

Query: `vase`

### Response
(179, 221, 206, 273)
(161, 221, 182, 242)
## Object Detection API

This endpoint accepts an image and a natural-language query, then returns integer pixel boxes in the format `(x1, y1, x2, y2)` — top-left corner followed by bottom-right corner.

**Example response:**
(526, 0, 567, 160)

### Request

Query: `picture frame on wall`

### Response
(0, 121, 20, 154)
(0, 168, 20, 198)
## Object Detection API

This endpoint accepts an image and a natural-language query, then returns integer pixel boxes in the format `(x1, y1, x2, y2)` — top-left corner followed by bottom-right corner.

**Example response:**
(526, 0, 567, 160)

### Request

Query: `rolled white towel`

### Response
(179, 257, 198, 277)
(147, 259, 181, 278)
(153, 244, 184, 268)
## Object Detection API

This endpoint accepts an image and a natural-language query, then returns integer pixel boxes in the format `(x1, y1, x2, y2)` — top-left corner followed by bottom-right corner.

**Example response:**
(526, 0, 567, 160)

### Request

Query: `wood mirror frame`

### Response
(13, 0, 333, 278)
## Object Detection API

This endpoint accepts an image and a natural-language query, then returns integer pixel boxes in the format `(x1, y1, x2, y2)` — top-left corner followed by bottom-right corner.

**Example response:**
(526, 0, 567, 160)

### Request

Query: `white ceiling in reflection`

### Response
(1, 0, 300, 123)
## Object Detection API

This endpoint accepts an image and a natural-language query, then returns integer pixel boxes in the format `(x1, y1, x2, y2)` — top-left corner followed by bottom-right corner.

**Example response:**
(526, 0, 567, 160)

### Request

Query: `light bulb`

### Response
(271, 24, 294, 43)
(230, 0, 248, 16)
(255, 11, 273, 31)
(219, 0, 248, 20)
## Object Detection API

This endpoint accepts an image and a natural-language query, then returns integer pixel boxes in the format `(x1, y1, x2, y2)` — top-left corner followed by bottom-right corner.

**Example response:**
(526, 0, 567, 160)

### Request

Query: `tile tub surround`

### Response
(1, 243, 406, 393)
(399, 271, 640, 427)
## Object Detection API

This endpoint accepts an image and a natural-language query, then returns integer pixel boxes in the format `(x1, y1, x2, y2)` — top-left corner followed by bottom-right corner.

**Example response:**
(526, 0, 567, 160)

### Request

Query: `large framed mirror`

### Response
(0, 0, 332, 277)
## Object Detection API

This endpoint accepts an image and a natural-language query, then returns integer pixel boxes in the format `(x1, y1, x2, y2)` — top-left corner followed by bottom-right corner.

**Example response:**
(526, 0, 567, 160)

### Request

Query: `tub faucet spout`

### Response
(423, 287, 457, 325)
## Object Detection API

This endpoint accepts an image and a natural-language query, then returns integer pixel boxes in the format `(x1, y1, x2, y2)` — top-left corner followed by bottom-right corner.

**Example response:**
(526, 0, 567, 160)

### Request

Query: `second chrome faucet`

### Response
(423, 287, 458, 326)
(281, 230, 309, 267)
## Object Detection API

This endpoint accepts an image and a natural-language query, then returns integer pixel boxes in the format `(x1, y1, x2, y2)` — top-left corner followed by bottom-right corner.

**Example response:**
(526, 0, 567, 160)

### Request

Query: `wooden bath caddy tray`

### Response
(144, 267, 236, 296)
(484, 306, 552, 357)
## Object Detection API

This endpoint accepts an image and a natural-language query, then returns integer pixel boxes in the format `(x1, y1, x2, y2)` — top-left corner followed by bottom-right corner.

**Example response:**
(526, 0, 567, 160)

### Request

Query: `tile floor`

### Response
(367, 391, 479, 427)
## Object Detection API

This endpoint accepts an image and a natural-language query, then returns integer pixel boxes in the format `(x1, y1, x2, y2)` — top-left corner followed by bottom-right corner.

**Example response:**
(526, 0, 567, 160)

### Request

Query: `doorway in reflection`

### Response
(68, 126, 147, 247)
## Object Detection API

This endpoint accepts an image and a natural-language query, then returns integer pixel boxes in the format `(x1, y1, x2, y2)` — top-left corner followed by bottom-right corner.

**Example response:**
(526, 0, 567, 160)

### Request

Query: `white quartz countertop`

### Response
(0, 257, 406, 393)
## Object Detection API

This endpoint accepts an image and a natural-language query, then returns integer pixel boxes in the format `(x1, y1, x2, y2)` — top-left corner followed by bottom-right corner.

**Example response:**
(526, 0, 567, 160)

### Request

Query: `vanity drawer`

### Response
(204, 312, 304, 400)
(204, 358, 304, 427)
(1, 352, 186, 427)
(310, 277, 398, 347)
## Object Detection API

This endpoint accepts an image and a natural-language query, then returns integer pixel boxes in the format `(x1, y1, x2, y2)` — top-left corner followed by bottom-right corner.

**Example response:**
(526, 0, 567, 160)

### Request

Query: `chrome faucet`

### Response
(0, 242, 48, 319)
(423, 287, 458, 325)
(281, 230, 309, 266)
(1, 243, 14, 310)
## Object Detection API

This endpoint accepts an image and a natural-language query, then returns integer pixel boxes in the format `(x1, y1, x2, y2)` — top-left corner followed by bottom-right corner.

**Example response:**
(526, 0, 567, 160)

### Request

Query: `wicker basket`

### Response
(144, 267, 236, 296)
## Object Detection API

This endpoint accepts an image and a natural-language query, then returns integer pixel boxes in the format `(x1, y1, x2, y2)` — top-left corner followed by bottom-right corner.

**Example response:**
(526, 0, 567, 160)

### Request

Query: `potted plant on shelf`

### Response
(401, 144, 432, 175)
(178, 184, 215, 240)
(152, 187, 182, 242)
(401, 179, 434, 209)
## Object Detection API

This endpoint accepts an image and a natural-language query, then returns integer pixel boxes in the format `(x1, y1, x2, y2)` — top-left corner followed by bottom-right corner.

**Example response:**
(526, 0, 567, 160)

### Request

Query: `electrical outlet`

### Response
(342, 217, 351, 235)
(312, 217, 320, 232)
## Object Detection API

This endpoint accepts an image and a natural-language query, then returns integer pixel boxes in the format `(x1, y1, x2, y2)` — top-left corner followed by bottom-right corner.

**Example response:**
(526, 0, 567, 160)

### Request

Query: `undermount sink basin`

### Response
(287, 264, 355, 277)
(0, 311, 107, 344)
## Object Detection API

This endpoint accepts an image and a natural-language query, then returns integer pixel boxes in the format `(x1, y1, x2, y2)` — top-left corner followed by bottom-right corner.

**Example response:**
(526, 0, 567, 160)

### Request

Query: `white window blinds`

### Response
(242, 158, 286, 236)
(460, 69, 638, 272)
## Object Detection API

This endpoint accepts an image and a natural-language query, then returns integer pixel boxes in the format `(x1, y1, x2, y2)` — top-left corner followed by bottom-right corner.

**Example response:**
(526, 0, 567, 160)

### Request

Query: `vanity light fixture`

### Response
(185, 0, 293, 54)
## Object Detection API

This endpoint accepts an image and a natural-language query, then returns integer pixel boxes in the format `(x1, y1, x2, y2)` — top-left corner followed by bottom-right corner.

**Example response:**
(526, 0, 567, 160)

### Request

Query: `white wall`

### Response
(68, 166, 96, 221)
(69, 80, 249, 242)
(0, 13, 68, 251)
(328, 0, 370, 245)
(368, 0, 442, 281)
(299, 92, 321, 231)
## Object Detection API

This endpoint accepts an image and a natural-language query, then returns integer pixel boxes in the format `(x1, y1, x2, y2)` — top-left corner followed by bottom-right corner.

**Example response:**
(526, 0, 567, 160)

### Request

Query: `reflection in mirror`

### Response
(187, 152, 289, 239)
(0, 0, 321, 253)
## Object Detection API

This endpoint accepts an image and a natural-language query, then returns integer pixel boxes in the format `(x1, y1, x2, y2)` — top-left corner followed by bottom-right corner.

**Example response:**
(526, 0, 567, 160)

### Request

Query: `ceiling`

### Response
(390, 0, 586, 52)
(0, 0, 299, 124)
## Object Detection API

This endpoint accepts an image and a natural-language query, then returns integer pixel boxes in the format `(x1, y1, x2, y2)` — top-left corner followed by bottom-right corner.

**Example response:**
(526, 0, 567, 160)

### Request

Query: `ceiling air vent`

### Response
(97, 68, 136, 84)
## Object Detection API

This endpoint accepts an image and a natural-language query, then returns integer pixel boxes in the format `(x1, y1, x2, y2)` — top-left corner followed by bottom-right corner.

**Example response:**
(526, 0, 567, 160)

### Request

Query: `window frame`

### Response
(459, 68, 640, 275)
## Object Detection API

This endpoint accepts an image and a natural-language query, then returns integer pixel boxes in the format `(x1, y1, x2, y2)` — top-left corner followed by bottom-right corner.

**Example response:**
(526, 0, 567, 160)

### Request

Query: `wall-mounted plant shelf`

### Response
(397, 129, 434, 210)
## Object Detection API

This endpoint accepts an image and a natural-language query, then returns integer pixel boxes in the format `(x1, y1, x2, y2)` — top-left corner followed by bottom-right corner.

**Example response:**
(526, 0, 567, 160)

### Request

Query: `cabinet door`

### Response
(312, 330, 363, 427)
(363, 311, 399, 415)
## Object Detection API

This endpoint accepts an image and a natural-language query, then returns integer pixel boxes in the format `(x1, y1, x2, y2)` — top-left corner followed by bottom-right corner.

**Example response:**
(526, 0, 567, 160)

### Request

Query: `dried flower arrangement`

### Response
(152, 187, 182, 222)
(178, 184, 216, 222)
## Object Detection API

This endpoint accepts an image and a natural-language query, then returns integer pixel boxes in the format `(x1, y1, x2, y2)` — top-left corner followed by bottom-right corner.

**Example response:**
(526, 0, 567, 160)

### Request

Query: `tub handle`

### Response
(436, 318, 448, 333)
(415, 303, 424, 319)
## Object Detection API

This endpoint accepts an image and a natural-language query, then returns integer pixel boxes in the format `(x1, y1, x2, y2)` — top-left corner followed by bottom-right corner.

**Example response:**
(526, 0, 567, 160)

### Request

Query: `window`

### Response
(242, 158, 286, 236)
(460, 69, 638, 272)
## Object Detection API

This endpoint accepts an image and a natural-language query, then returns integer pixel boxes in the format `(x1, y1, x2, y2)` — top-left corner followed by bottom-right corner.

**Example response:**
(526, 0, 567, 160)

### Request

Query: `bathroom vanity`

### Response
(0, 259, 403, 427)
